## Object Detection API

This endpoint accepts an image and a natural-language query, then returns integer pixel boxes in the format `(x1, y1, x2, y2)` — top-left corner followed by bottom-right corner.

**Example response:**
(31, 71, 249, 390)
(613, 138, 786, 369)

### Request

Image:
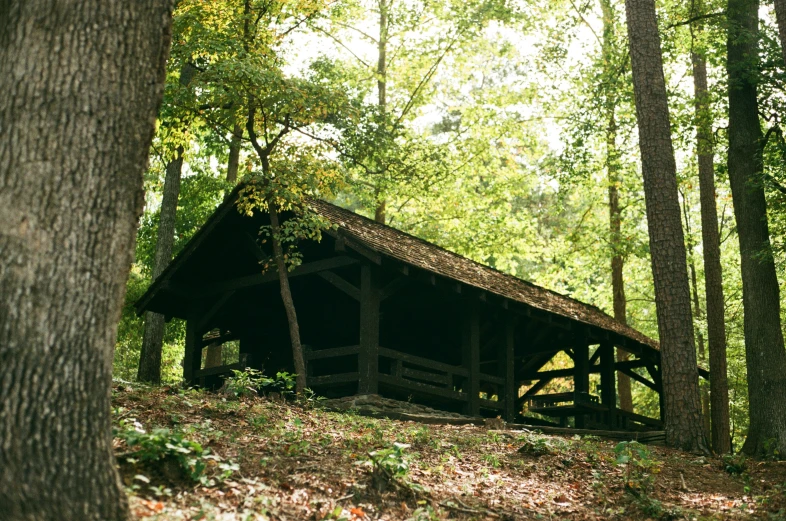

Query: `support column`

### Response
(462, 304, 480, 416)
(183, 316, 202, 386)
(599, 342, 617, 429)
(358, 264, 380, 394)
(503, 318, 516, 422)
(573, 333, 589, 428)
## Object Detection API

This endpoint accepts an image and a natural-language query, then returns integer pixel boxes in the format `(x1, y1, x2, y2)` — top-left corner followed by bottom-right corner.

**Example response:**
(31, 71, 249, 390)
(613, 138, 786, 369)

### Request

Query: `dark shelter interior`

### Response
(137, 185, 709, 431)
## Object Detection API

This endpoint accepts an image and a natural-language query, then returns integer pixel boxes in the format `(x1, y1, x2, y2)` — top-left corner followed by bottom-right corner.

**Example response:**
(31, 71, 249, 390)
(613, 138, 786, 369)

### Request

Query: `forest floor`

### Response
(112, 383, 786, 521)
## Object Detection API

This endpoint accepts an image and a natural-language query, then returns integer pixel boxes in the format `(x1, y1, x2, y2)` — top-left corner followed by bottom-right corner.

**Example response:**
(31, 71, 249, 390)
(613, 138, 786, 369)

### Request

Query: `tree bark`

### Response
(773, 0, 786, 68)
(226, 123, 243, 184)
(682, 192, 713, 444)
(138, 148, 184, 384)
(268, 207, 308, 394)
(691, 16, 732, 454)
(599, 0, 633, 413)
(374, 0, 388, 224)
(624, 0, 708, 452)
(726, 0, 786, 457)
(0, 1, 173, 519)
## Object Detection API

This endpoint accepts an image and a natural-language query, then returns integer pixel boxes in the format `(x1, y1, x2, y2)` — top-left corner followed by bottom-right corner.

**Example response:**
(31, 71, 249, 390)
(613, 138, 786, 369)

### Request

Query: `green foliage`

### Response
(115, 420, 237, 486)
(368, 442, 412, 480)
(223, 368, 298, 398)
(364, 441, 424, 494)
(614, 441, 660, 497)
(723, 453, 748, 476)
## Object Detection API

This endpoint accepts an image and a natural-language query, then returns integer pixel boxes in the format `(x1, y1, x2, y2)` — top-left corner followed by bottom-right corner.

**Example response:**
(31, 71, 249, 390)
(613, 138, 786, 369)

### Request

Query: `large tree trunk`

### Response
(624, 0, 708, 452)
(268, 207, 308, 393)
(0, 1, 173, 519)
(374, 0, 388, 224)
(599, 0, 633, 413)
(691, 18, 732, 454)
(727, 0, 786, 457)
(138, 148, 184, 383)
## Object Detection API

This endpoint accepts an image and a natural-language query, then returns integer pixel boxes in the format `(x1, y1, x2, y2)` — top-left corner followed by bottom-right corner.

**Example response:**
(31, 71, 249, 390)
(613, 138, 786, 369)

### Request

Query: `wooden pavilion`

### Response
(137, 186, 705, 431)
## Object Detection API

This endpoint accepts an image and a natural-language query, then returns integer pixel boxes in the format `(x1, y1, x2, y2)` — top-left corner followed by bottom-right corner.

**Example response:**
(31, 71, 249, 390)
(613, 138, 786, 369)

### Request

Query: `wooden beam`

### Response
(573, 333, 589, 428)
(194, 362, 244, 379)
(518, 378, 553, 402)
(304, 345, 360, 361)
(183, 316, 202, 385)
(186, 256, 359, 298)
(401, 367, 451, 386)
(504, 319, 516, 422)
(378, 374, 468, 402)
(616, 359, 649, 369)
(308, 372, 359, 387)
(318, 271, 360, 301)
(480, 398, 504, 410)
(241, 232, 267, 262)
(619, 366, 658, 391)
(358, 264, 380, 394)
(196, 291, 236, 331)
(463, 304, 481, 416)
(588, 346, 601, 366)
(378, 347, 469, 376)
(599, 342, 616, 428)
(326, 230, 381, 264)
(380, 276, 408, 301)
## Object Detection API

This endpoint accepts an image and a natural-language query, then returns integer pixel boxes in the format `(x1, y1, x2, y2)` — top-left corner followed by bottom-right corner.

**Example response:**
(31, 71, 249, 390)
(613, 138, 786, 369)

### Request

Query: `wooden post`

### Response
(462, 304, 481, 416)
(573, 333, 589, 428)
(503, 318, 516, 422)
(599, 342, 617, 429)
(183, 316, 202, 386)
(358, 264, 380, 394)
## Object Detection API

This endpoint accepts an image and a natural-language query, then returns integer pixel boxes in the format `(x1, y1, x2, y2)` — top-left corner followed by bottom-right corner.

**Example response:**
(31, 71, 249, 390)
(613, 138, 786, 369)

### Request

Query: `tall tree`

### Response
(726, 0, 786, 457)
(137, 63, 197, 384)
(0, 0, 173, 518)
(599, 0, 634, 413)
(624, 0, 708, 451)
(690, 4, 731, 454)
(138, 148, 184, 383)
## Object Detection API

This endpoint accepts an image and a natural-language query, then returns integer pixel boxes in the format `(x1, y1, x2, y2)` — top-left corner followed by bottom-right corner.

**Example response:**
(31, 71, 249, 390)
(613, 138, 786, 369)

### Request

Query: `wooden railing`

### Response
(304, 345, 360, 387)
(303, 345, 509, 412)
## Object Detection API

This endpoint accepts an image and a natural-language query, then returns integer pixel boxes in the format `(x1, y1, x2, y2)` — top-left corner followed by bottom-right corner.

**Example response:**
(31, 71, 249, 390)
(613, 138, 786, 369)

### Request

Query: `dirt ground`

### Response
(112, 384, 786, 520)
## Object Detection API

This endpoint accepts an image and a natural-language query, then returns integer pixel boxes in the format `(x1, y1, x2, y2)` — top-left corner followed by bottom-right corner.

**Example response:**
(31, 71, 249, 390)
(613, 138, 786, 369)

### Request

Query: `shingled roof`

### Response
(137, 185, 658, 351)
(308, 199, 658, 350)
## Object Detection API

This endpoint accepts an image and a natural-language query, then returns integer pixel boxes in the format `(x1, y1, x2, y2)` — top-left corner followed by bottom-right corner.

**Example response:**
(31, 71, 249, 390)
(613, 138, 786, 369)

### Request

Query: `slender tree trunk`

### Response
(682, 192, 713, 444)
(691, 16, 732, 453)
(608, 112, 633, 413)
(0, 1, 172, 519)
(727, 0, 786, 457)
(624, 0, 708, 452)
(138, 148, 184, 383)
(226, 123, 243, 184)
(599, 0, 633, 413)
(374, 0, 388, 224)
(268, 207, 307, 393)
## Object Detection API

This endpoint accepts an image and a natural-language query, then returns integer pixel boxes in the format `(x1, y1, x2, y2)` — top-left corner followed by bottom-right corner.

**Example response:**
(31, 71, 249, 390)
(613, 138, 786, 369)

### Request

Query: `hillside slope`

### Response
(112, 384, 786, 520)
